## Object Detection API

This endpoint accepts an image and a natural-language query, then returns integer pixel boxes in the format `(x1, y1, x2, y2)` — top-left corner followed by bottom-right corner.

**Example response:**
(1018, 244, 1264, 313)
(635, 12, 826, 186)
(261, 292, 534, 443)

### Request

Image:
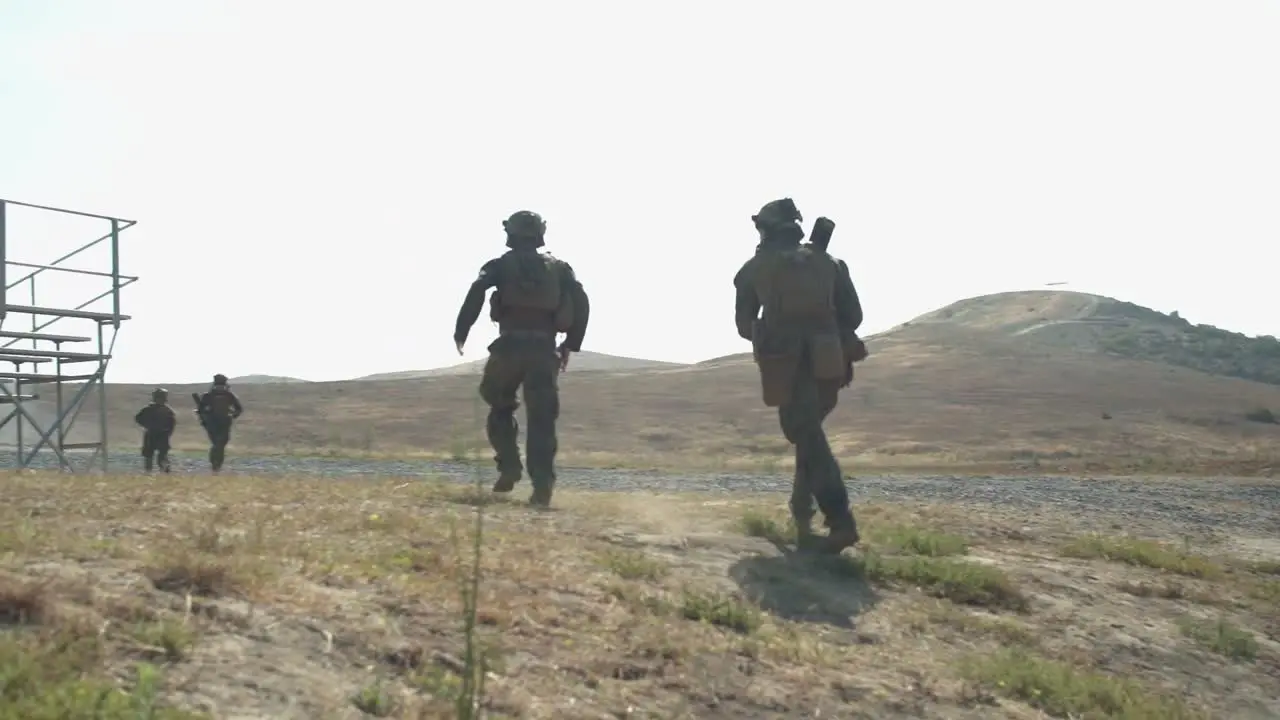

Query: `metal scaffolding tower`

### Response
(0, 198, 137, 472)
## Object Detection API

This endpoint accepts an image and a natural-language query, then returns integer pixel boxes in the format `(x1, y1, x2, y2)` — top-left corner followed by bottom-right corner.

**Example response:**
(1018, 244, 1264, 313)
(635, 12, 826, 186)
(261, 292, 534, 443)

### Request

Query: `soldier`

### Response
(134, 387, 177, 473)
(733, 198, 863, 554)
(196, 373, 244, 472)
(453, 210, 590, 507)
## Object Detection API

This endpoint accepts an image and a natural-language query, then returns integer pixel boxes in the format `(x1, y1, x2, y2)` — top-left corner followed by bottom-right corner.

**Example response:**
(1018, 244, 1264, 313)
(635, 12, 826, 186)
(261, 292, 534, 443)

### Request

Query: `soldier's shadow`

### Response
(728, 539, 880, 630)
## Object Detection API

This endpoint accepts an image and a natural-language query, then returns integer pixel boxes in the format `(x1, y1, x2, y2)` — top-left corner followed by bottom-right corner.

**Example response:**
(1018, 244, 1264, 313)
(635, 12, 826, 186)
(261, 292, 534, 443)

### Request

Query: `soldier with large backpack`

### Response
(453, 210, 590, 507)
(195, 373, 244, 472)
(732, 198, 864, 555)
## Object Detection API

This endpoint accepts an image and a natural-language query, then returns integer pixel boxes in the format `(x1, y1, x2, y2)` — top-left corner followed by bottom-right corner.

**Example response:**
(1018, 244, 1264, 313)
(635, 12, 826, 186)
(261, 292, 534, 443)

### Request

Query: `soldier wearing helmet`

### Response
(733, 198, 864, 555)
(134, 387, 177, 473)
(453, 210, 591, 508)
(196, 373, 244, 472)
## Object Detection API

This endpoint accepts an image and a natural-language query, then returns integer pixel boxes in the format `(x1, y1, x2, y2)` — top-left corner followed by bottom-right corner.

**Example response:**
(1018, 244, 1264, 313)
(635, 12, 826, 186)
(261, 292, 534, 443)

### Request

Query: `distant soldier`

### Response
(134, 387, 177, 473)
(196, 373, 244, 472)
(453, 210, 590, 507)
(733, 198, 863, 554)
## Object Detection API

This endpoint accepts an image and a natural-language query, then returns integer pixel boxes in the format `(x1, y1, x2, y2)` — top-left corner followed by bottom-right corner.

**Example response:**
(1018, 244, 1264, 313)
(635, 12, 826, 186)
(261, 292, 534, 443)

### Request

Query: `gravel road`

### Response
(3, 449, 1277, 536)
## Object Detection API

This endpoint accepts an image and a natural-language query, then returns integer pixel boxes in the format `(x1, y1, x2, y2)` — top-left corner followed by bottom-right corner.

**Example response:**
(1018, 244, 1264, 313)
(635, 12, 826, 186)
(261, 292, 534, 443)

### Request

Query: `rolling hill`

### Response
(47, 291, 1280, 474)
(230, 374, 311, 384)
(904, 291, 1280, 386)
(354, 351, 685, 380)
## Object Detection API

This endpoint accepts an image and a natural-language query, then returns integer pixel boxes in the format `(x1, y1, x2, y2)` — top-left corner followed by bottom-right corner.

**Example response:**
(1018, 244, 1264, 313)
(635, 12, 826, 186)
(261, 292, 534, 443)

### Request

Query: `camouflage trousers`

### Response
(478, 334, 561, 502)
(779, 366, 855, 533)
(203, 418, 233, 471)
(141, 430, 172, 472)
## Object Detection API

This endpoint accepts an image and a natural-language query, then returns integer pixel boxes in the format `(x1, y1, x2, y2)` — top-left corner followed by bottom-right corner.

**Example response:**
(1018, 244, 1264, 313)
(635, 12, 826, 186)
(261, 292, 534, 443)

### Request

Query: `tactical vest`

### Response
(750, 245, 839, 329)
(137, 403, 173, 432)
(205, 388, 236, 418)
(489, 250, 574, 333)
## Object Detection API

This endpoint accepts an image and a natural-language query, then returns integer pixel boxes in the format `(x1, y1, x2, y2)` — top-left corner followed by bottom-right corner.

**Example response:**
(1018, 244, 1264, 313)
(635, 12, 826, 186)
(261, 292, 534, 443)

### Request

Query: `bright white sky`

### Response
(1, 1, 1276, 384)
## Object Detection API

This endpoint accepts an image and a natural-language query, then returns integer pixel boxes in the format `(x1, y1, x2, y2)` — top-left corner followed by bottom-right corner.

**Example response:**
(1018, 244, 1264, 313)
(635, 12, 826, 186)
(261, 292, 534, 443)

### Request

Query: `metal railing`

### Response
(0, 198, 137, 472)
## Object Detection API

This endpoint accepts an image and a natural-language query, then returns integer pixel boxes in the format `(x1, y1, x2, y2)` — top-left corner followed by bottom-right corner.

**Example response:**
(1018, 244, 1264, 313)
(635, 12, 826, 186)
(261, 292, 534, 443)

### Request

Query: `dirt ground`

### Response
(1, 471, 1278, 719)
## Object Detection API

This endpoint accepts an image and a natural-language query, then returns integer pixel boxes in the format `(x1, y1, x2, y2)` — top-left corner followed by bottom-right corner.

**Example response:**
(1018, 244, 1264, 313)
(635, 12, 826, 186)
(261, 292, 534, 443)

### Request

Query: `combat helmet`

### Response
(152, 387, 168, 403)
(213, 373, 228, 386)
(752, 198, 804, 230)
(752, 198, 805, 244)
(503, 210, 547, 248)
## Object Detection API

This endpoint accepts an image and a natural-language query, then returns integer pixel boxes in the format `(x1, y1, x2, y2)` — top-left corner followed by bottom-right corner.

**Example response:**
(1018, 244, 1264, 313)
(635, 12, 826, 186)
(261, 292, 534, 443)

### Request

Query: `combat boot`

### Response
(818, 514, 860, 555)
(528, 482, 553, 508)
(492, 466, 522, 493)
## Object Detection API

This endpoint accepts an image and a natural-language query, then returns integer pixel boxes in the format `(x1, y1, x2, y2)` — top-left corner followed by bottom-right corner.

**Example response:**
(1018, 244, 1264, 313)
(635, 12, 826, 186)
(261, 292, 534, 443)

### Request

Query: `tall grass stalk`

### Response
(450, 396, 490, 718)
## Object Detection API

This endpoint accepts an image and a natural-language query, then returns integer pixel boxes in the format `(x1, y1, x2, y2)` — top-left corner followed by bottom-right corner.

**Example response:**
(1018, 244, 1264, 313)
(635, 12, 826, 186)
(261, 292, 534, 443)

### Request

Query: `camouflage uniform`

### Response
(733, 198, 863, 554)
(453, 211, 591, 507)
(197, 374, 244, 472)
(135, 387, 177, 473)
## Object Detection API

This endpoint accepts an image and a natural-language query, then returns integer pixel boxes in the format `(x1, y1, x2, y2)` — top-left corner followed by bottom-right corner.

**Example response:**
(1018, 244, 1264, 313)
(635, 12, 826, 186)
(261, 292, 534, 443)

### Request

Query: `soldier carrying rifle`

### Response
(193, 373, 243, 472)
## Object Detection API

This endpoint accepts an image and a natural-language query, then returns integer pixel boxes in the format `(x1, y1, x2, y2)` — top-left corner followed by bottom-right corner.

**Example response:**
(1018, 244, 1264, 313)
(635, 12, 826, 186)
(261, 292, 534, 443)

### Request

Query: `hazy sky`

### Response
(2, 0, 1276, 384)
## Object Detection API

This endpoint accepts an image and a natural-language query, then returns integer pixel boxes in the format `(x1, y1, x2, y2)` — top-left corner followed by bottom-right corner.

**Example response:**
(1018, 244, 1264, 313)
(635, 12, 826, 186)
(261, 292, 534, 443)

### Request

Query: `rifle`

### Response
(191, 392, 208, 429)
(810, 216, 836, 253)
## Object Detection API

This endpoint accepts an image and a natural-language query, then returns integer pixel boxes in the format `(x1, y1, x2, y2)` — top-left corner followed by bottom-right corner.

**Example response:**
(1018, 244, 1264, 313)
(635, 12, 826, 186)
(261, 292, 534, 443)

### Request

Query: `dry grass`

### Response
(2, 470, 1278, 718)
(1175, 616, 1260, 661)
(80, 292, 1280, 476)
(958, 650, 1204, 719)
(1060, 534, 1224, 578)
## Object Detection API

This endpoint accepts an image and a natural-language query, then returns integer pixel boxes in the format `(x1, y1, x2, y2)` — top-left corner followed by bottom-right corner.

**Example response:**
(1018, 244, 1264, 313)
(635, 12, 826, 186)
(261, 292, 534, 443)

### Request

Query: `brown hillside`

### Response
(230, 374, 310, 384)
(354, 351, 685, 380)
(63, 291, 1280, 473)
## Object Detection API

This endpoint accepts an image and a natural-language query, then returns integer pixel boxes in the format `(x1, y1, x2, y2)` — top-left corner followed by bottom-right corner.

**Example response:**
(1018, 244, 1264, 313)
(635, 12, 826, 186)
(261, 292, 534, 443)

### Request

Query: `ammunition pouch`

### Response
(488, 291, 502, 323)
(808, 333, 846, 380)
(842, 331, 868, 363)
(491, 290, 574, 334)
(752, 321, 802, 407)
